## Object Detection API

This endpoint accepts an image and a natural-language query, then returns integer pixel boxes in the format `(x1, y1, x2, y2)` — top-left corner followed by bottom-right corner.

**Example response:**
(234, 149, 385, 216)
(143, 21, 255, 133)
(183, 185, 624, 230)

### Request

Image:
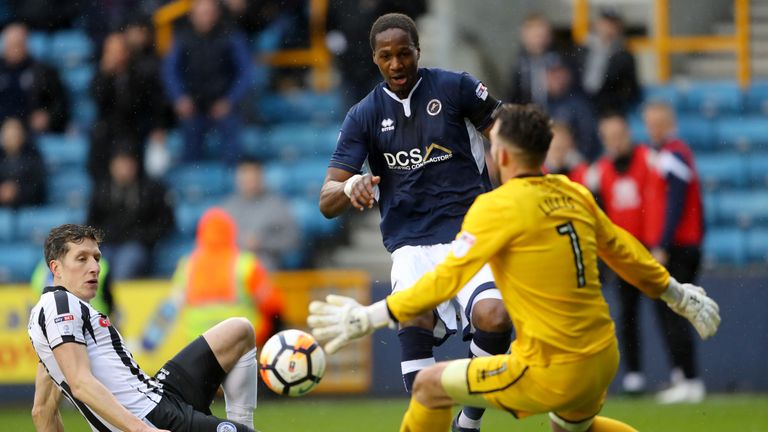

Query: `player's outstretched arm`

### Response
(319, 168, 380, 218)
(660, 278, 721, 340)
(308, 296, 395, 354)
(52, 343, 169, 432)
(32, 363, 64, 432)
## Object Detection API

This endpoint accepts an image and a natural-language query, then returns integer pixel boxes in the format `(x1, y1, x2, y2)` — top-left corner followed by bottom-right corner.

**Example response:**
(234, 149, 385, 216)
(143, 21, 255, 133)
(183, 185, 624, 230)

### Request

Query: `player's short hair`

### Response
(643, 100, 676, 121)
(237, 155, 265, 168)
(494, 104, 553, 167)
(598, 109, 627, 123)
(369, 13, 419, 52)
(44, 224, 103, 264)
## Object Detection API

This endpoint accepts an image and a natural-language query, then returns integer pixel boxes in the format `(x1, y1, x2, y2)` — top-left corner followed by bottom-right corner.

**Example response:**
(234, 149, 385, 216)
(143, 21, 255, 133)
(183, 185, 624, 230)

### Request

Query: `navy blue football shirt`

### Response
(329, 68, 501, 252)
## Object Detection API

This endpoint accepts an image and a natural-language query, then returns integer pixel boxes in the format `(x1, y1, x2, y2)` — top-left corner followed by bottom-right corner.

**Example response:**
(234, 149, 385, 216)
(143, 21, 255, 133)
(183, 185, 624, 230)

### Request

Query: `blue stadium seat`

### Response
(72, 97, 97, 130)
(746, 228, 768, 263)
(682, 81, 743, 117)
(715, 190, 768, 227)
(290, 197, 339, 239)
(746, 152, 768, 187)
(0, 242, 40, 283)
(48, 170, 92, 208)
(627, 114, 649, 144)
(60, 64, 94, 96)
(677, 115, 716, 151)
(49, 30, 94, 68)
(703, 228, 746, 265)
(744, 81, 768, 115)
(258, 91, 343, 124)
(714, 116, 768, 152)
(0, 209, 13, 242)
(37, 134, 88, 172)
(267, 123, 341, 160)
(27, 31, 50, 61)
(165, 163, 232, 203)
(174, 200, 220, 236)
(16, 206, 86, 244)
(151, 236, 195, 276)
(264, 159, 329, 198)
(702, 191, 718, 227)
(695, 153, 745, 190)
(240, 126, 273, 159)
(643, 84, 683, 111)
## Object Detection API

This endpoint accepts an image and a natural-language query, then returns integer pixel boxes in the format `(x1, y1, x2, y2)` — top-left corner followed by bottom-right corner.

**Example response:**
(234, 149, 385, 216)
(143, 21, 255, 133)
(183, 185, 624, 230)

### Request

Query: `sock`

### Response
(590, 416, 638, 432)
(222, 348, 257, 429)
(399, 396, 451, 432)
(460, 328, 513, 428)
(398, 327, 436, 392)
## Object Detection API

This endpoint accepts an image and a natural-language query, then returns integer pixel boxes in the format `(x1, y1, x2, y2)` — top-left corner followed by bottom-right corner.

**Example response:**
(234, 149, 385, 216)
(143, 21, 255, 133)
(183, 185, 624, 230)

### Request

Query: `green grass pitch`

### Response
(4, 394, 767, 431)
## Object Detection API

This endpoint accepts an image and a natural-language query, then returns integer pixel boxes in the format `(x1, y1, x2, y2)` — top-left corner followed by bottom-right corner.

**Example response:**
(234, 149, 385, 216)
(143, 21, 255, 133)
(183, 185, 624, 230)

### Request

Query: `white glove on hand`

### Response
(661, 277, 721, 340)
(307, 295, 395, 354)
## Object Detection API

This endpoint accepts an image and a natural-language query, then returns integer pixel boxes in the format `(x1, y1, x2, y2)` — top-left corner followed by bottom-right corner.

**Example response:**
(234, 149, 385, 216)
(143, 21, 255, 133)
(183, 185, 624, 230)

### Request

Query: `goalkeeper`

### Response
(308, 104, 720, 432)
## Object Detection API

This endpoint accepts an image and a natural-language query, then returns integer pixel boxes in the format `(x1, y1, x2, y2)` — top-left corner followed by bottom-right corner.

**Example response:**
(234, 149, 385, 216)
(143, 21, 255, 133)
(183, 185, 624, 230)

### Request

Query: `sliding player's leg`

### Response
(400, 362, 462, 432)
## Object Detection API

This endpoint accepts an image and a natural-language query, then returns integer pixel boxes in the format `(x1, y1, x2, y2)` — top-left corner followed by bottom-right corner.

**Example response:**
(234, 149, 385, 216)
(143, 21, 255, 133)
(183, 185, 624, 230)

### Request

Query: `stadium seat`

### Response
(258, 91, 343, 124)
(174, 200, 220, 236)
(0, 242, 41, 283)
(48, 169, 92, 208)
(703, 228, 746, 265)
(627, 114, 649, 144)
(681, 81, 743, 117)
(151, 236, 194, 276)
(714, 190, 768, 227)
(677, 115, 716, 151)
(746, 228, 768, 263)
(714, 116, 768, 152)
(15, 206, 86, 244)
(60, 64, 94, 96)
(37, 134, 88, 172)
(744, 81, 768, 115)
(264, 159, 329, 198)
(72, 97, 97, 130)
(49, 30, 94, 68)
(27, 31, 50, 61)
(642, 84, 683, 111)
(290, 197, 340, 239)
(240, 126, 273, 160)
(702, 191, 718, 227)
(695, 153, 745, 190)
(746, 152, 768, 187)
(0, 209, 13, 242)
(165, 163, 233, 203)
(267, 123, 341, 160)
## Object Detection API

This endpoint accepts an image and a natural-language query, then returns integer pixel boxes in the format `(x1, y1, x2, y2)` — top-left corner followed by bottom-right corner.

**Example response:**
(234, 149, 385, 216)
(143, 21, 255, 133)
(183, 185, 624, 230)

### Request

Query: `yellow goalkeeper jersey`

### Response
(386, 174, 670, 366)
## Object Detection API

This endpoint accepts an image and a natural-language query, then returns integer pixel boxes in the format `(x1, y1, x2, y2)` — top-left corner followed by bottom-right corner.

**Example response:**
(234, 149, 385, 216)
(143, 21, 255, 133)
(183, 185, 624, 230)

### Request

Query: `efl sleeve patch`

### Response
(475, 82, 489, 101)
(54, 314, 75, 336)
(453, 231, 477, 258)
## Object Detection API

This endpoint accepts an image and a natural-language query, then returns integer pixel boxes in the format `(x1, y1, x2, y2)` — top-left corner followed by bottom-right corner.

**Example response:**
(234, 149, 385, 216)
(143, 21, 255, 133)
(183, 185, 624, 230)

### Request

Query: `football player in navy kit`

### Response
(318, 13, 512, 432)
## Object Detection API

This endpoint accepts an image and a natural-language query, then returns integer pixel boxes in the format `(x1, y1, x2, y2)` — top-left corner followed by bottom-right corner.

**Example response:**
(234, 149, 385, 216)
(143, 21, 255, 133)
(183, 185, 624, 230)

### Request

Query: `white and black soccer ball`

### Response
(258, 329, 326, 397)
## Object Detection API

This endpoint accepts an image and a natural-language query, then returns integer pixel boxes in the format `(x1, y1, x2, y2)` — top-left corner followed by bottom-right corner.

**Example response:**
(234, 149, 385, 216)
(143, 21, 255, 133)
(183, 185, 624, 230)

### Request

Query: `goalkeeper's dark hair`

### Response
(369, 13, 419, 52)
(44, 224, 103, 265)
(493, 104, 553, 168)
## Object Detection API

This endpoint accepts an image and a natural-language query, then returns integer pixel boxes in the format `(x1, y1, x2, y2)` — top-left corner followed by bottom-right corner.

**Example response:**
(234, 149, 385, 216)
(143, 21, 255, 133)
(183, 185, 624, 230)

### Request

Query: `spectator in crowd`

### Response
(162, 0, 253, 165)
(0, 117, 45, 208)
(221, 157, 299, 270)
(643, 101, 707, 404)
(88, 32, 168, 182)
(170, 207, 285, 346)
(580, 8, 641, 115)
(87, 151, 175, 280)
(326, 0, 427, 108)
(0, 23, 69, 133)
(7, 0, 82, 31)
(506, 13, 557, 107)
(544, 122, 590, 184)
(592, 112, 659, 394)
(544, 53, 601, 161)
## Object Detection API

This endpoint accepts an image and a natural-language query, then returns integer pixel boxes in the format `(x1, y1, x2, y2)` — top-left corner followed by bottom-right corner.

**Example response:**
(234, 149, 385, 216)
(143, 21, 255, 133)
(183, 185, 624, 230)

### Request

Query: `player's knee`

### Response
(549, 413, 594, 432)
(411, 366, 442, 408)
(226, 317, 256, 350)
(471, 299, 512, 332)
(401, 312, 435, 330)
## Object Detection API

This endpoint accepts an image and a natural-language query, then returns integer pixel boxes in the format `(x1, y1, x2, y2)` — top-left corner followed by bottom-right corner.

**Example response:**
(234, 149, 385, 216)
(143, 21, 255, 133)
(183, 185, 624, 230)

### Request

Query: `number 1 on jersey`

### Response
(556, 221, 586, 288)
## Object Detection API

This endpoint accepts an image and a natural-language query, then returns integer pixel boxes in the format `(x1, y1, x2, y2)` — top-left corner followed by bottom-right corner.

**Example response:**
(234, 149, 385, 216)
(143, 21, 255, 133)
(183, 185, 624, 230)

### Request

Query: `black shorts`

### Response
(144, 336, 253, 432)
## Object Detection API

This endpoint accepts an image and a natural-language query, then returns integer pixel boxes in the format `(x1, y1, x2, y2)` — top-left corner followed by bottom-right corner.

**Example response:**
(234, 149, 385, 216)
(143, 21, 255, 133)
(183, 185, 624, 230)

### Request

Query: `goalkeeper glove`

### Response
(661, 277, 721, 340)
(307, 295, 395, 354)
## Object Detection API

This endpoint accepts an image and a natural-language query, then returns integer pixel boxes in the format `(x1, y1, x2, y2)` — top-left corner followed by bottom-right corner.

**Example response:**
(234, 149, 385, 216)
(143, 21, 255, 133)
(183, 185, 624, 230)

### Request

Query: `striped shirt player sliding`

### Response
(29, 224, 258, 432)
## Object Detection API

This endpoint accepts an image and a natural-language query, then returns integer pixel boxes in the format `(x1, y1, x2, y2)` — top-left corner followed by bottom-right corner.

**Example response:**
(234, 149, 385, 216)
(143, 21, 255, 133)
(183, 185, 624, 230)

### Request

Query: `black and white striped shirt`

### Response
(28, 286, 162, 432)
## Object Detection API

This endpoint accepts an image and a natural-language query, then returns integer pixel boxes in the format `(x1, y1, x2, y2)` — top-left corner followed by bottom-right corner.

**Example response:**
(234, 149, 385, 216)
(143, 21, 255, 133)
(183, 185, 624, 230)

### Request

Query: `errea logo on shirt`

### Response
(381, 118, 395, 132)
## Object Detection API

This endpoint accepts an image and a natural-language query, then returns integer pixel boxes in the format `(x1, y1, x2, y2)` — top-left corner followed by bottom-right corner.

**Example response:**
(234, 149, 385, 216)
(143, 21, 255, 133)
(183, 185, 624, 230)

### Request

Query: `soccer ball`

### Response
(259, 329, 326, 397)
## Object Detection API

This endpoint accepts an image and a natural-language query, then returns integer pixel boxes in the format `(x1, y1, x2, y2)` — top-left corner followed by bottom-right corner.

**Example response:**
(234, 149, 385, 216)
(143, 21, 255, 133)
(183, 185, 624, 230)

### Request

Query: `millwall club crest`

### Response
(426, 99, 442, 116)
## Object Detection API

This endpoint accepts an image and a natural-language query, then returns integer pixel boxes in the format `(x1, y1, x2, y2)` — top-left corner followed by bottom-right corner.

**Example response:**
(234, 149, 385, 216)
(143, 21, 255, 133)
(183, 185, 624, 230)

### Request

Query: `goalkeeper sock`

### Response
(398, 327, 436, 392)
(399, 396, 451, 432)
(222, 348, 257, 429)
(590, 416, 638, 432)
(460, 328, 513, 428)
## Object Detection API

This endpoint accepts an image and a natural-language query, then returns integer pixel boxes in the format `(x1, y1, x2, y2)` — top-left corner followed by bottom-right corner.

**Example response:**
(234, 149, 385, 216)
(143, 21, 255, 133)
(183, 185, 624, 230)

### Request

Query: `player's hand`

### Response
(344, 174, 380, 211)
(307, 296, 394, 354)
(661, 278, 720, 340)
